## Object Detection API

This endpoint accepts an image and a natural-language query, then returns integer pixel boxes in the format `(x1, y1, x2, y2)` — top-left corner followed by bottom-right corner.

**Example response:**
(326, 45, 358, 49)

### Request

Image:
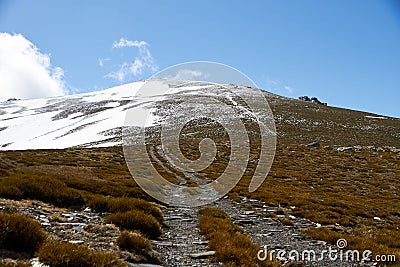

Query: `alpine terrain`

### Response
(0, 80, 399, 267)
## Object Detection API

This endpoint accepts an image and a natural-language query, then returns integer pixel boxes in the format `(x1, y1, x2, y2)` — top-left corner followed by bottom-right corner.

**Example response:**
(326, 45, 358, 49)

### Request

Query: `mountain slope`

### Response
(267, 93, 400, 147)
(0, 82, 143, 150)
(0, 80, 399, 150)
(0, 81, 399, 265)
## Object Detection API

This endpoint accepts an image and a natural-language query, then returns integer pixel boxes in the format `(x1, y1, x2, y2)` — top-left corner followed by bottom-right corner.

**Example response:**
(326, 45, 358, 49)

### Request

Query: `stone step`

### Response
(189, 251, 216, 259)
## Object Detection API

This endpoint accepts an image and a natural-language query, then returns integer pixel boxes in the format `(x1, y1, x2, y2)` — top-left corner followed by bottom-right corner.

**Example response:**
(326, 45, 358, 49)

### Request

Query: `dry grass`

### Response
(105, 210, 162, 239)
(116, 230, 158, 263)
(37, 241, 126, 267)
(199, 207, 281, 267)
(199, 207, 230, 220)
(117, 230, 152, 255)
(0, 147, 148, 201)
(0, 212, 46, 255)
(88, 196, 163, 223)
(0, 173, 84, 208)
(0, 147, 162, 264)
(303, 227, 400, 264)
(231, 144, 400, 263)
(0, 147, 157, 214)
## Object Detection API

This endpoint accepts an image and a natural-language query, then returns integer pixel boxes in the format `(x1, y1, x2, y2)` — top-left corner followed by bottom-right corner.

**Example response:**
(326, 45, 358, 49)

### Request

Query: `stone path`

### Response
(0, 197, 376, 267)
(151, 206, 220, 267)
(154, 197, 375, 267)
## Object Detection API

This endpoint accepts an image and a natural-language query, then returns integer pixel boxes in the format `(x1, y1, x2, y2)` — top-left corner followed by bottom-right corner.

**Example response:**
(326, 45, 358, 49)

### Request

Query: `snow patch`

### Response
(365, 115, 387, 119)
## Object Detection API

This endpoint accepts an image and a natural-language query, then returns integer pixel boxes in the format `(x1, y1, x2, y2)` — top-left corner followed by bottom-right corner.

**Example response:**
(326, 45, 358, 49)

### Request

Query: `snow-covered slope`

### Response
(1, 79, 399, 151)
(0, 82, 144, 150)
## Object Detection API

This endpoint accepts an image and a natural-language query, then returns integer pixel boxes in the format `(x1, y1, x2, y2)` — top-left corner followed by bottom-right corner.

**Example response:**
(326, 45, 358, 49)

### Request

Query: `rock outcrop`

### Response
(298, 96, 327, 106)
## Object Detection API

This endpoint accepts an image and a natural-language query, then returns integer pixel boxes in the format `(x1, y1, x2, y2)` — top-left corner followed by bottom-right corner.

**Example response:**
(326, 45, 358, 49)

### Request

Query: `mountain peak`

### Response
(1, 80, 399, 150)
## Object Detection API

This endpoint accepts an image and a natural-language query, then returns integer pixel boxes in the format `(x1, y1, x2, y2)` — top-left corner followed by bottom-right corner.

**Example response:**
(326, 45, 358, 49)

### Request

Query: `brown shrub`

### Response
(0, 184, 23, 200)
(302, 227, 342, 245)
(198, 207, 280, 267)
(105, 210, 162, 239)
(227, 192, 242, 203)
(0, 212, 46, 255)
(117, 230, 152, 255)
(88, 196, 164, 223)
(199, 207, 230, 219)
(37, 241, 126, 267)
(208, 231, 256, 265)
(199, 216, 243, 240)
(87, 195, 110, 212)
(0, 174, 84, 208)
(108, 197, 163, 223)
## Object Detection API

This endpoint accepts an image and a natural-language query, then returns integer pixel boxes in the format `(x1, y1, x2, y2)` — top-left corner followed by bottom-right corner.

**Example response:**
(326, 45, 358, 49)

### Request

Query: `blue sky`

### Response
(0, 0, 399, 117)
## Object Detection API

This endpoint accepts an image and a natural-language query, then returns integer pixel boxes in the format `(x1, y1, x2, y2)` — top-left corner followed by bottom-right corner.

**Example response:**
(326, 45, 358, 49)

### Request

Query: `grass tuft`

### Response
(198, 207, 280, 267)
(37, 241, 126, 267)
(0, 212, 46, 255)
(88, 196, 163, 223)
(0, 174, 84, 208)
(117, 230, 152, 255)
(105, 210, 162, 239)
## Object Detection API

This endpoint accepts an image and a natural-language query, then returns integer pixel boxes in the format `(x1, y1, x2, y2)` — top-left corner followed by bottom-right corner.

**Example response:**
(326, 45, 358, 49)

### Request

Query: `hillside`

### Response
(1, 80, 399, 150)
(0, 81, 399, 266)
(266, 92, 400, 147)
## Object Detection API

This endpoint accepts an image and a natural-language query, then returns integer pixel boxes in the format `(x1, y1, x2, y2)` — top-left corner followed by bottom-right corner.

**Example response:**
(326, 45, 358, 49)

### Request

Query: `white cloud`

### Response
(112, 39, 147, 49)
(0, 32, 67, 101)
(105, 38, 158, 82)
